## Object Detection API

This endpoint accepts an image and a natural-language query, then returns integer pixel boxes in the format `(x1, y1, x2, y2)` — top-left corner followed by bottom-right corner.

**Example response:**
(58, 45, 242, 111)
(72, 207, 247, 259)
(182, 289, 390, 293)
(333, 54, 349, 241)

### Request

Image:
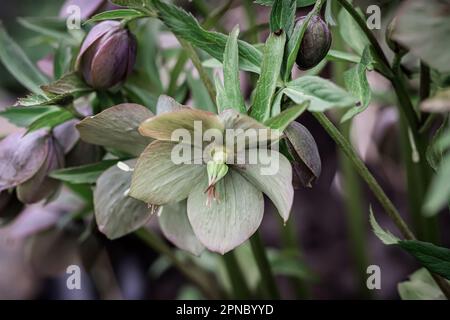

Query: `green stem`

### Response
(279, 218, 310, 298)
(313, 112, 415, 240)
(250, 231, 280, 299)
(135, 228, 221, 299)
(178, 38, 217, 111)
(313, 112, 450, 299)
(222, 251, 252, 299)
(167, 52, 189, 97)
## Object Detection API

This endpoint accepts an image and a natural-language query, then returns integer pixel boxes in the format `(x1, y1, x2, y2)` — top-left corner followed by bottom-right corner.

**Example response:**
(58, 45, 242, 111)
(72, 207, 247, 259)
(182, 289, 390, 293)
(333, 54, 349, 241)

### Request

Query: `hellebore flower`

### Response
(295, 15, 332, 70)
(75, 96, 294, 255)
(0, 129, 64, 204)
(129, 100, 293, 254)
(76, 21, 137, 89)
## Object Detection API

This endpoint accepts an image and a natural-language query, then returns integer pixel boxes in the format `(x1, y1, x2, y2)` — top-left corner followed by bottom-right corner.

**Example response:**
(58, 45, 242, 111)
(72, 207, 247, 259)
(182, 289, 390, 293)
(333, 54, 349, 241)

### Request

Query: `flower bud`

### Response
(295, 15, 332, 70)
(76, 21, 137, 89)
(386, 17, 407, 56)
(0, 129, 64, 204)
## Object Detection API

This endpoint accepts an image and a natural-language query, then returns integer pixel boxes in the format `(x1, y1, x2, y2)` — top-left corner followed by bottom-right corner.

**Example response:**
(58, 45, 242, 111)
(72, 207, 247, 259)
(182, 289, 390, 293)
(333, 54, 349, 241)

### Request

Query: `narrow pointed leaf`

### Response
(265, 102, 308, 131)
(250, 31, 286, 122)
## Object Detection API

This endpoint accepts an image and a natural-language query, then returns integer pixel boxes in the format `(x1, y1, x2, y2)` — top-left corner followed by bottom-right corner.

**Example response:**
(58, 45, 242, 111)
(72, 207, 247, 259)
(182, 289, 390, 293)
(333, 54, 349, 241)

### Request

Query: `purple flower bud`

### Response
(0, 129, 64, 204)
(76, 21, 137, 89)
(59, 0, 112, 20)
(295, 15, 332, 70)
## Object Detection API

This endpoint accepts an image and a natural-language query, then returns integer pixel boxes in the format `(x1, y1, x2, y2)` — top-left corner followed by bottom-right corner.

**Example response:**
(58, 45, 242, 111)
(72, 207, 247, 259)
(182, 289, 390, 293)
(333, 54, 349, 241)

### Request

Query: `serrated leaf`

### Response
(27, 108, 74, 133)
(76, 103, 154, 156)
(159, 200, 205, 256)
(0, 106, 58, 127)
(269, 0, 296, 35)
(187, 170, 264, 254)
(265, 102, 308, 131)
(0, 22, 48, 94)
(255, 0, 316, 7)
(369, 209, 400, 245)
(398, 240, 450, 281)
(85, 9, 146, 24)
(95, 160, 158, 240)
(41, 72, 91, 96)
(50, 160, 119, 184)
(341, 46, 374, 122)
(285, 76, 357, 112)
(250, 31, 286, 122)
(221, 26, 246, 113)
(338, 7, 370, 56)
(151, 0, 262, 73)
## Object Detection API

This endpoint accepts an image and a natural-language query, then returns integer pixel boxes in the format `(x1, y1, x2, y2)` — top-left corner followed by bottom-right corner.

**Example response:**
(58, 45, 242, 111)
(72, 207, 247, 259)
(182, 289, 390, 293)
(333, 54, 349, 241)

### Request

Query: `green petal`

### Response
(139, 108, 224, 142)
(159, 200, 205, 256)
(94, 159, 160, 240)
(187, 170, 264, 254)
(130, 141, 206, 205)
(235, 149, 293, 222)
(76, 103, 154, 156)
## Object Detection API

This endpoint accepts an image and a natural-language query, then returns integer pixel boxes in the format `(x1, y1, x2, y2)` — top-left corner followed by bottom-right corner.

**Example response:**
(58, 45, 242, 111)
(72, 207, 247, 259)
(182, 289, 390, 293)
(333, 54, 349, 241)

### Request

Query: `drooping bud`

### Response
(386, 17, 408, 56)
(295, 15, 332, 70)
(76, 21, 137, 89)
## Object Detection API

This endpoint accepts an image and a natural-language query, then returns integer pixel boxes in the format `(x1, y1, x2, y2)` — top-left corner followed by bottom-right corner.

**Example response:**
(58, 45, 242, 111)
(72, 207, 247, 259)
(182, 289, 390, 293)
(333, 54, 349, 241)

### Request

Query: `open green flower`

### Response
(129, 98, 293, 254)
(76, 95, 294, 254)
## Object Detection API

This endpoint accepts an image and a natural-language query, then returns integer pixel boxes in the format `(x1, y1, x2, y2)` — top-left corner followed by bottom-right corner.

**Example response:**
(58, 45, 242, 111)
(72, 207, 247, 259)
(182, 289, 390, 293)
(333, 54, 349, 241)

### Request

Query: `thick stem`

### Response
(222, 251, 252, 299)
(312, 112, 415, 240)
(250, 231, 280, 299)
(135, 228, 221, 299)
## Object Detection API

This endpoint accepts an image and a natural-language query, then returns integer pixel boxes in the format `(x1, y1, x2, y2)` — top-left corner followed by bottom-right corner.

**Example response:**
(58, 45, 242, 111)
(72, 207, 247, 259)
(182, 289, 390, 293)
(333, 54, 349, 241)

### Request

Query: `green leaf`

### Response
(150, 0, 262, 73)
(111, 0, 152, 8)
(235, 150, 293, 222)
(369, 209, 400, 245)
(221, 26, 246, 113)
(54, 44, 73, 80)
(130, 141, 206, 205)
(0, 22, 48, 94)
(398, 240, 450, 281)
(186, 73, 216, 113)
(159, 200, 205, 256)
(269, 0, 296, 35)
(85, 9, 146, 24)
(17, 17, 71, 42)
(187, 170, 264, 254)
(265, 102, 308, 131)
(338, 7, 370, 56)
(326, 50, 360, 64)
(41, 72, 91, 97)
(398, 268, 448, 300)
(255, 0, 316, 7)
(250, 31, 286, 122)
(424, 155, 450, 215)
(285, 122, 321, 187)
(393, 0, 450, 72)
(50, 160, 119, 184)
(94, 159, 159, 240)
(27, 108, 74, 133)
(285, 76, 357, 112)
(0, 106, 58, 127)
(268, 249, 315, 280)
(76, 103, 154, 156)
(341, 46, 375, 122)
